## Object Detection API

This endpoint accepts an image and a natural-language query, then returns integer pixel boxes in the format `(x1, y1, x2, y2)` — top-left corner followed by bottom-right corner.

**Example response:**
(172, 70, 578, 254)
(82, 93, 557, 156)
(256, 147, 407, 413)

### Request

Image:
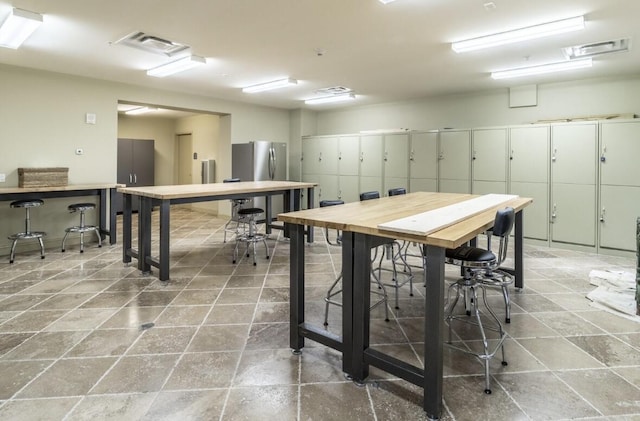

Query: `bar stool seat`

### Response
(61, 203, 102, 253)
(8, 199, 46, 264)
(233, 207, 269, 265)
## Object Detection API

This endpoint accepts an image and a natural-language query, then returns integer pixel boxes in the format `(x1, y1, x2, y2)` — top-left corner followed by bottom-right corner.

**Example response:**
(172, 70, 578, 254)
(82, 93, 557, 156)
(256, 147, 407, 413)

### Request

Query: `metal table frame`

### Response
(122, 184, 315, 281)
(0, 184, 119, 244)
(288, 200, 526, 420)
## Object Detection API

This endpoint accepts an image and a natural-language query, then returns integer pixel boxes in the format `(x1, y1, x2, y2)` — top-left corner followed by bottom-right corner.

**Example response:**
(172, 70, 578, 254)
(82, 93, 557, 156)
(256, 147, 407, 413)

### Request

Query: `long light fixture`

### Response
(147, 55, 206, 77)
(242, 78, 297, 93)
(305, 93, 356, 105)
(0, 8, 43, 49)
(491, 57, 592, 80)
(379, 0, 397, 4)
(452, 16, 585, 53)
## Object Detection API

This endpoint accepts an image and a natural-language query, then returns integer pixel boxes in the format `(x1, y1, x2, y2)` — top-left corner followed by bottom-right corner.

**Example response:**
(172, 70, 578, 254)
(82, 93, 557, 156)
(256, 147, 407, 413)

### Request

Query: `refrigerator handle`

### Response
(269, 147, 276, 180)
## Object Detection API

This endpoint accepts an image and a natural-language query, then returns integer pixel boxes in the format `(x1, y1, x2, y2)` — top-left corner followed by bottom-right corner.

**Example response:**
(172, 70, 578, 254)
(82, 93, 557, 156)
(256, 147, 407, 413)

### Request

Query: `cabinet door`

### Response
(339, 136, 359, 176)
(551, 183, 596, 246)
(473, 128, 507, 182)
(410, 132, 438, 192)
(600, 121, 640, 186)
(473, 181, 506, 195)
(510, 181, 548, 241)
(510, 126, 549, 183)
(132, 139, 155, 187)
(359, 135, 383, 178)
(302, 137, 338, 175)
(302, 173, 320, 207)
(318, 174, 339, 202)
(339, 175, 359, 203)
(551, 123, 597, 184)
(439, 130, 471, 193)
(599, 185, 640, 251)
(384, 134, 409, 179)
(117, 139, 133, 186)
(410, 132, 438, 179)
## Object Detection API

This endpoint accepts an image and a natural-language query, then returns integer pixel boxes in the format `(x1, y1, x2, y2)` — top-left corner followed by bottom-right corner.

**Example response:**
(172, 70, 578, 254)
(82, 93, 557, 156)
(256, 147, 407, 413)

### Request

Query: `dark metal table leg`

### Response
(306, 187, 314, 243)
(424, 245, 445, 419)
(108, 188, 117, 244)
(290, 223, 305, 353)
(514, 209, 524, 289)
(159, 199, 170, 281)
(351, 232, 371, 383)
(138, 196, 152, 274)
(122, 193, 132, 264)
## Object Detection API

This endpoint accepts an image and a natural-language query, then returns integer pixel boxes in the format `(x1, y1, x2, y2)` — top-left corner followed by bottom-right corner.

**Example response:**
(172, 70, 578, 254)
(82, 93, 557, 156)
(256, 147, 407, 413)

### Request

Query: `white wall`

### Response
(314, 76, 640, 134)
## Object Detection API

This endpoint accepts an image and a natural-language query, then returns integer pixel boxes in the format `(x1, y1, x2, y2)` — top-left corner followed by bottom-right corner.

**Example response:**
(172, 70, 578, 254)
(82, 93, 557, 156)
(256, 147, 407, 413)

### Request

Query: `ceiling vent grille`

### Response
(113, 31, 190, 56)
(563, 38, 631, 60)
(315, 86, 353, 95)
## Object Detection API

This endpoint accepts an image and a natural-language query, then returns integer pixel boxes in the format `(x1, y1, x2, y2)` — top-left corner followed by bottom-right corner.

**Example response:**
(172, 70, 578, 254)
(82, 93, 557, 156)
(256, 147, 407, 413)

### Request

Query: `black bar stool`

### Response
(61, 203, 102, 253)
(8, 199, 46, 264)
(222, 178, 249, 243)
(233, 207, 270, 265)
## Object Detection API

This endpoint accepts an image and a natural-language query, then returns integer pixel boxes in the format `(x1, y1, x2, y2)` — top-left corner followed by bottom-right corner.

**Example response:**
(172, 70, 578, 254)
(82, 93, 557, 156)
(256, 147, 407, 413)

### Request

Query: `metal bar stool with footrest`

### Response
(444, 206, 515, 394)
(61, 203, 102, 253)
(222, 178, 249, 243)
(233, 207, 270, 265)
(8, 199, 46, 264)
(321, 199, 389, 326)
(361, 190, 413, 310)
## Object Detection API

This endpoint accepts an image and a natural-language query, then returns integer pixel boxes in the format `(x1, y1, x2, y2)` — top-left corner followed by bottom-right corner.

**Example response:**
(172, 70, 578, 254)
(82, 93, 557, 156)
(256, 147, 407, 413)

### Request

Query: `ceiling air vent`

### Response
(315, 86, 353, 95)
(113, 31, 190, 56)
(563, 38, 630, 60)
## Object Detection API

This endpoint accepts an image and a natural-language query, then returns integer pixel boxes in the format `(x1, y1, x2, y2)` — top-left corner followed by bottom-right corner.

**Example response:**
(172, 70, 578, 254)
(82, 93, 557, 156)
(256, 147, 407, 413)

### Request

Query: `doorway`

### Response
(177, 133, 194, 185)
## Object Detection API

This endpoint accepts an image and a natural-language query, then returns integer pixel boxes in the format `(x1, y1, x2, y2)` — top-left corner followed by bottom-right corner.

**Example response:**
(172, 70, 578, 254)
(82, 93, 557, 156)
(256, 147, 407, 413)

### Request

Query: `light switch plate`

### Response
(85, 113, 96, 124)
(0, 173, 5, 182)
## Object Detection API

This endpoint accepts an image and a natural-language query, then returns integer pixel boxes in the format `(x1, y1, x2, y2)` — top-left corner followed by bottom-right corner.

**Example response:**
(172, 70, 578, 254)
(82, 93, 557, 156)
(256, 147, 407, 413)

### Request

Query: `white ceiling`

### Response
(1, 0, 639, 111)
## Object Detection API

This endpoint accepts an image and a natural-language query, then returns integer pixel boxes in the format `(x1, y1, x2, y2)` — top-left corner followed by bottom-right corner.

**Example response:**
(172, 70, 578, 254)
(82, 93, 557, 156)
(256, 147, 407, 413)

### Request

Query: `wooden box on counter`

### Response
(18, 167, 69, 187)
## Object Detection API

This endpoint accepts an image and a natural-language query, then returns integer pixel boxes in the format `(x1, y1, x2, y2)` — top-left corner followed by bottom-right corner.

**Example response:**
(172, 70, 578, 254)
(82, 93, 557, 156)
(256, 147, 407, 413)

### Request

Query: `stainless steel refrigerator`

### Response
(232, 141, 287, 219)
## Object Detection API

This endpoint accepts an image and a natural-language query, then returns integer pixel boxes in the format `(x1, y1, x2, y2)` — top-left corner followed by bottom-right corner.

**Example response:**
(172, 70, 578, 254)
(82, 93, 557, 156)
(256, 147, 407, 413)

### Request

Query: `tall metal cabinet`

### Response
(115, 138, 155, 213)
(383, 133, 410, 193)
(509, 125, 549, 241)
(599, 120, 640, 252)
(338, 136, 360, 202)
(301, 136, 338, 204)
(550, 122, 598, 247)
(359, 135, 384, 195)
(409, 131, 438, 192)
(438, 130, 471, 193)
(472, 128, 508, 195)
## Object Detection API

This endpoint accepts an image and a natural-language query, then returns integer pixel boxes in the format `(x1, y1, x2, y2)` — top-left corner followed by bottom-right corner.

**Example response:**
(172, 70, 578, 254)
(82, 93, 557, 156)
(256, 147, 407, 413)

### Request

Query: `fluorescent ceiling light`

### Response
(379, 0, 397, 4)
(305, 93, 356, 105)
(147, 55, 206, 77)
(0, 8, 43, 49)
(491, 58, 592, 80)
(452, 16, 585, 53)
(125, 106, 157, 115)
(242, 78, 297, 93)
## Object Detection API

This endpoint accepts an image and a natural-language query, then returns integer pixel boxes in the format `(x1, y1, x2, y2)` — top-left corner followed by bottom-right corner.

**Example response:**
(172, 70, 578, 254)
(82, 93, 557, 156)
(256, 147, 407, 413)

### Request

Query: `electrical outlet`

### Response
(75, 148, 84, 155)
(0, 173, 5, 182)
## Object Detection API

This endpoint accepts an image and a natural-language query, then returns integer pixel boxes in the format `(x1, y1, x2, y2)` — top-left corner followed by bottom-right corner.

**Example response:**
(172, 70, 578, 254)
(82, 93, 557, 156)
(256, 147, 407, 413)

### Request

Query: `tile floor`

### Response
(0, 208, 639, 420)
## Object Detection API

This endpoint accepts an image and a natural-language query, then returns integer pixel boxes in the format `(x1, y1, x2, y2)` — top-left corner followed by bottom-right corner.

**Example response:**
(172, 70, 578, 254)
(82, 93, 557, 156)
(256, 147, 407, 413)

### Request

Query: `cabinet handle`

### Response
(600, 208, 606, 222)
(360, 152, 364, 162)
(133, 174, 137, 184)
(600, 144, 606, 162)
(301, 153, 304, 161)
(510, 150, 514, 160)
(551, 204, 557, 223)
(410, 150, 414, 161)
(552, 148, 557, 162)
(338, 190, 342, 200)
(438, 152, 444, 160)
(338, 152, 342, 160)
(472, 150, 477, 161)
(318, 152, 322, 162)
(129, 174, 133, 184)
(384, 151, 388, 162)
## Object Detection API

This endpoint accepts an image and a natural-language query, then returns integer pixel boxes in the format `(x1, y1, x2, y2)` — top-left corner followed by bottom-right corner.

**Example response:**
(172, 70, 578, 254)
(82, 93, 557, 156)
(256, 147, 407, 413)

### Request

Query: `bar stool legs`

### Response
(232, 207, 269, 266)
(8, 199, 46, 264)
(61, 203, 102, 253)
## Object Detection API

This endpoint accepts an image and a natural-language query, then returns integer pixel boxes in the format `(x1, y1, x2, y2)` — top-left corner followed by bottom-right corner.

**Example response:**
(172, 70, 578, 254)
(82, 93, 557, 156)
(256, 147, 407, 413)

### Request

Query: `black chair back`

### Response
(223, 178, 241, 183)
(360, 191, 380, 201)
(492, 207, 515, 238)
(320, 200, 345, 207)
(388, 187, 407, 196)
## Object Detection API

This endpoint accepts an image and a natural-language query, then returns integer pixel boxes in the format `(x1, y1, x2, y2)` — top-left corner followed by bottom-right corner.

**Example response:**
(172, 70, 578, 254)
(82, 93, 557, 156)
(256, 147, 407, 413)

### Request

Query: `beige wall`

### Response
(0, 64, 290, 256)
(314, 75, 640, 135)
